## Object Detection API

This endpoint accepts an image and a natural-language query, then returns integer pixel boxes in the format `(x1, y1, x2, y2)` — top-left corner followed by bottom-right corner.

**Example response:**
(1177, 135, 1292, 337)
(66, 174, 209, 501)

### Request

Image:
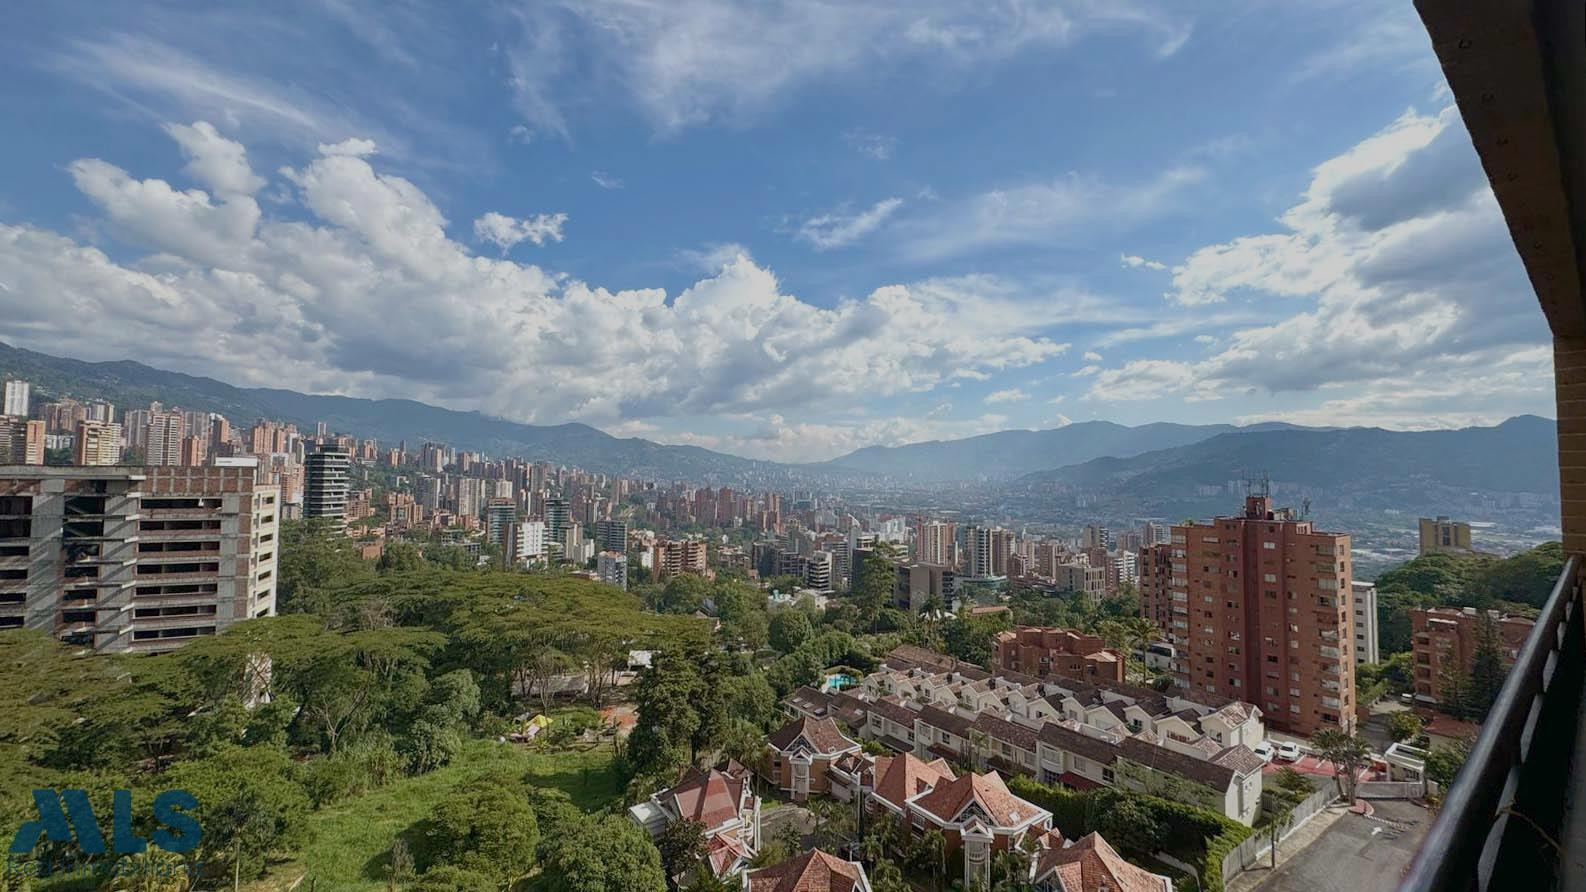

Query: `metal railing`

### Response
(1399, 554, 1585, 891)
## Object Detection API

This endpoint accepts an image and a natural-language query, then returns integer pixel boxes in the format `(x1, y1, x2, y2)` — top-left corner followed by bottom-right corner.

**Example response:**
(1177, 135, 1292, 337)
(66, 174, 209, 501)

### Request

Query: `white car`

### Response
(1253, 741, 1275, 763)
(1276, 741, 1302, 762)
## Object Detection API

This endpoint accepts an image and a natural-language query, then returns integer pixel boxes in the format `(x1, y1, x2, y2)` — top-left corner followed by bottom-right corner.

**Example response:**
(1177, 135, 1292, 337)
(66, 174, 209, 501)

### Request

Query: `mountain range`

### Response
(0, 342, 1561, 507)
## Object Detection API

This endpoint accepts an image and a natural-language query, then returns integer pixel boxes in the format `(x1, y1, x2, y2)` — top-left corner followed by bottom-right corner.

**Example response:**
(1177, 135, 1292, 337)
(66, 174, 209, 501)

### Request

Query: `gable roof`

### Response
(663, 766, 748, 829)
(910, 770, 1047, 829)
(1032, 831, 1170, 892)
(746, 848, 867, 892)
(871, 752, 956, 810)
(767, 715, 859, 756)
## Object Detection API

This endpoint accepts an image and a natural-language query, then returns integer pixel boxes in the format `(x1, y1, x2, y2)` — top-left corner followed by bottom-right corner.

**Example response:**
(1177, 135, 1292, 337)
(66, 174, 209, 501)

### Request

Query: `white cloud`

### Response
(984, 388, 1029, 404)
(796, 198, 904, 250)
(590, 171, 623, 189)
(1085, 105, 1548, 421)
(163, 122, 266, 196)
(503, 1, 1193, 136)
(318, 137, 379, 157)
(1048, 395, 1067, 405)
(1051, 413, 1073, 427)
(1082, 351, 1102, 362)
(897, 166, 1204, 260)
(1071, 365, 1100, 377)
(0, 122, 1070, 450)
(678, 242, 754, 273)
(472, 211, 568, 251)
(667, 410, 1017, 463)
(1120, 253, 1166, 270)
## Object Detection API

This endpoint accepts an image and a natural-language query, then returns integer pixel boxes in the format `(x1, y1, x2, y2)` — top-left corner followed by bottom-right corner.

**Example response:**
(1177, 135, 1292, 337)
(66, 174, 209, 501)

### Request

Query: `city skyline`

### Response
(0, 1, 1554, 462)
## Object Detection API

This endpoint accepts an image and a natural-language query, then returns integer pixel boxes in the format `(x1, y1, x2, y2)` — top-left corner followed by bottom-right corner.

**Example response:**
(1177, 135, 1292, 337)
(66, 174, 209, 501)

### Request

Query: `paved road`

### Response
(1242, 800, 1430, 892)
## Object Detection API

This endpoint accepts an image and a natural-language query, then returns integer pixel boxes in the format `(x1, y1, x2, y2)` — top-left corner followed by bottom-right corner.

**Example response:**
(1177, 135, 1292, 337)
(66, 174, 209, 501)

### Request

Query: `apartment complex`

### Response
(0, 417, 45, 465)
(303, 444, 351, 529)
(1410, 606, 1534, 704)
(2, 380, 29, 417)
(653, 537, 708, 579)
(74, 421, 122, 466)
(1139, 543, 1173, 631)
(1350, 580, 1380, 664)
(597, 551, 628, 590)
(1418, 516, 1474, 555)
(786, 645, 1265, 826)
(0, 465, 279, 653)
(991, 627, 1125, 683)
(1145, 495, 1355, 736)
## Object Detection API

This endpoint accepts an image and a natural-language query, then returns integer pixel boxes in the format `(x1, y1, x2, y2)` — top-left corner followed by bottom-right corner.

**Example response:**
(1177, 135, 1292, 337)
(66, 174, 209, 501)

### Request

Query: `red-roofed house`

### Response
(629, 762, 762, 882)
(1028, 829, 1173, 892)
(762, 715, 862, 801)
(904, 770, 1052, 888)
(867, 752, 957, 815)
(743, 848, 872, 892)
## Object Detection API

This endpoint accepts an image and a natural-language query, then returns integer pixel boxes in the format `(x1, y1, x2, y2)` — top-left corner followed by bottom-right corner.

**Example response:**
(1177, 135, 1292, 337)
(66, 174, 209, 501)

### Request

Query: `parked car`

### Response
(1277, 741, 1302, 762)
(1253, 741, 1276, 763)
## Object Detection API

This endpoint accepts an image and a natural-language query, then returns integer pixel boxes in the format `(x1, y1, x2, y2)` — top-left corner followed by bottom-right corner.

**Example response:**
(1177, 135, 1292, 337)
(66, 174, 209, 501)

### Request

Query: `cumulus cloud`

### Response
(984, 388, 1029, 404)
(1071, 366, 1100, 378)
(318, 137, 378, 157)
(472, 211, 568, 251)
(163, 122, 265, 196)
(1120, 253, 1166, 270)
(1086, 105, 1549, 418)
(0, 122, 1070, 445)
(1082, 351, 1102, 362)
(797, 198, 904, 250)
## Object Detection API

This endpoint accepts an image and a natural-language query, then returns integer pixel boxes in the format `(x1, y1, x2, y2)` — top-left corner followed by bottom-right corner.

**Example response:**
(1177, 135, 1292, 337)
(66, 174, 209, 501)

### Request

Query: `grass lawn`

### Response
(248, 739, 622, 891)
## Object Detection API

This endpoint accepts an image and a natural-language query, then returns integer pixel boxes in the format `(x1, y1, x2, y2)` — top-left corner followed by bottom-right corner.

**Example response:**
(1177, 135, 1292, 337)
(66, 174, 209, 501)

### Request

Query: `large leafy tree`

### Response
(423, 777, 539, 889)
(1313, 729, 1373, 801)
(161, 745, 312, 882)
(539, 815, 667, 892)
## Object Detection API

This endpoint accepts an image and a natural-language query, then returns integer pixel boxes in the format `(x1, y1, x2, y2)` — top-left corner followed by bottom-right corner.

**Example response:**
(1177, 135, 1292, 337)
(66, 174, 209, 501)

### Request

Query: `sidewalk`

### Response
(1225, 804, 1350, 892)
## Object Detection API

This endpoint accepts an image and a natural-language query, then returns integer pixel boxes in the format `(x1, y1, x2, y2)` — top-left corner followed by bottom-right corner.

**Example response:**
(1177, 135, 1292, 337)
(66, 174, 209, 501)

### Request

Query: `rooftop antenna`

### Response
(1301, 497, 1311, 519)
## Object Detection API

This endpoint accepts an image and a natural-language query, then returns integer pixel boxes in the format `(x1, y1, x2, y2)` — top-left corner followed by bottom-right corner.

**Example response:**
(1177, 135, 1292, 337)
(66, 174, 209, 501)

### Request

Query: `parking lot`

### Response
(1244, 799, 1429, 892)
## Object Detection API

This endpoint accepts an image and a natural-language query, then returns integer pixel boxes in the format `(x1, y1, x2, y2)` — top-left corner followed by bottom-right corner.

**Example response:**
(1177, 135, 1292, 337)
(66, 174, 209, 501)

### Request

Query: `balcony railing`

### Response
(1399, 553, 1584, 891)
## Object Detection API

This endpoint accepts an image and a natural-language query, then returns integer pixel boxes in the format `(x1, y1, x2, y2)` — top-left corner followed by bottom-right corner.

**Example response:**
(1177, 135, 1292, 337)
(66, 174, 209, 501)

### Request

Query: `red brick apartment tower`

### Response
(1176, 495, 1354, 736)
(1138, 543, 1174, 634)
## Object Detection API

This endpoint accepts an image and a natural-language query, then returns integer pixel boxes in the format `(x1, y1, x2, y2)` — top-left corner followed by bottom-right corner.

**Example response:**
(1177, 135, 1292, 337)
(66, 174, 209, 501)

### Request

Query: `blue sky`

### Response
(0, 0, 1554, 461)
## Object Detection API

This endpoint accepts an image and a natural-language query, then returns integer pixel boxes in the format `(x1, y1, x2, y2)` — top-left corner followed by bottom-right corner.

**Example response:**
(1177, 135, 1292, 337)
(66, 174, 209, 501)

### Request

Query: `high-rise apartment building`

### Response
(989, 528, 1015, 577)
(507, 520, 546, 566)
(0, 465, 279, 653)
(144, 411, 186, 466)
(963, 525, 994, 578)
(1173, 495, 1355, 736)
(74, 421, 123, 466)
(893, 562, 956, 612)
(1138, 543, 1174, 635)
(1410, 606, 1534, 705)
(652, 538, 707, 579)
(1350, 580, 1380, 665)
(597, 551, 628, 590)
(485, 498, 516, 548)
(596, 518, 629, 554)
(0, 417, 46, 465)
(2, 379, 29, 417)
(544, 497, 570, 549)
(916, 520, 955, 566)
(303, 444, 351, 530)
(1418, 516, 1475, 555)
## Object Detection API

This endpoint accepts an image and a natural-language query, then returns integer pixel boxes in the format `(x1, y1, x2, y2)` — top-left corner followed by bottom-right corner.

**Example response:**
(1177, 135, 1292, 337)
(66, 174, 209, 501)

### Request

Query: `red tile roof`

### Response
(1032, 831, 1171, 892)
(746, 849, 867, 892)
(664, 766, 748, 830)
(870, 752, 955, 811)
(767, 715, 859, 756)
(910, 770, 1046, 829)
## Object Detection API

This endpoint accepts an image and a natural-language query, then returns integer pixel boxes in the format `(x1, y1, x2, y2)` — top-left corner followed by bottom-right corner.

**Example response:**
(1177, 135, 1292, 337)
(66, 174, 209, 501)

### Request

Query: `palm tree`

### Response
(1267, 799, 1298, 868)
(920, 829, 948, 892)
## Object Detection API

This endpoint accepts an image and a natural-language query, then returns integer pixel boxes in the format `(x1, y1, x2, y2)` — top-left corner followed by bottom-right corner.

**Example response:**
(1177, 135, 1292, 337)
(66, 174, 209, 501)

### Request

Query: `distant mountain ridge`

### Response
(1003, 416, 1560, 528)
(816, 420, 1313, 481)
